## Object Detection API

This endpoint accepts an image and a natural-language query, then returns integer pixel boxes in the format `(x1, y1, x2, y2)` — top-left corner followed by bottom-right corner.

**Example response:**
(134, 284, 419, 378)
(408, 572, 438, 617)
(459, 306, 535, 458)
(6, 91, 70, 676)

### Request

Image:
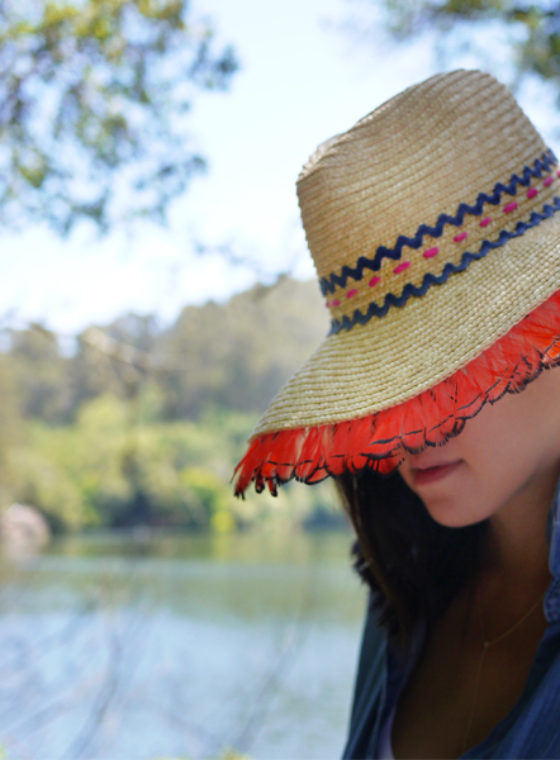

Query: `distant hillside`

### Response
(6, 276, 329, 423)
(158, 276, 328, 418)
(0, 278, 341, 532)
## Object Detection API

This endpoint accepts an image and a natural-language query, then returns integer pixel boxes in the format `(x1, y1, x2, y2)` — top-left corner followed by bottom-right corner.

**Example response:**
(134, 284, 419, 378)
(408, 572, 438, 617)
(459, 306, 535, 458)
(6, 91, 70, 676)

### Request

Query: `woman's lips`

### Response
(411, 460, 463, 486)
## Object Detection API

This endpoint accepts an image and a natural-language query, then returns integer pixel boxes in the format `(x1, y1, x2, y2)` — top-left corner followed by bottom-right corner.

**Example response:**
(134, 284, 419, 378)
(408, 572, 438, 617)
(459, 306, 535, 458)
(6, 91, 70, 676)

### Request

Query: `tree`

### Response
(0, 0, 237, 235)
(3, 277, 328, 425)
(158, 277, 328, 419)
(368, 1, 560, 98)
(9, 324, 70, 421)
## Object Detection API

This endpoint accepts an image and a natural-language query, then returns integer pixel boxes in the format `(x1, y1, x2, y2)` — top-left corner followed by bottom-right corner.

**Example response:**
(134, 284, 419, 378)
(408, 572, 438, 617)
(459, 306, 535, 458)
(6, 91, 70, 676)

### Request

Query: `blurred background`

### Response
(1, 1, 560, 758)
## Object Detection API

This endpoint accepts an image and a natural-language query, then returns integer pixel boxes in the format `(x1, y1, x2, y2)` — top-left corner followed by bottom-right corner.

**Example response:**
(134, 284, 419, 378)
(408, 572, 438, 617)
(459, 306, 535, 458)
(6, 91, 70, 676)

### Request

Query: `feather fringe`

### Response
(234, 290, 560, 496)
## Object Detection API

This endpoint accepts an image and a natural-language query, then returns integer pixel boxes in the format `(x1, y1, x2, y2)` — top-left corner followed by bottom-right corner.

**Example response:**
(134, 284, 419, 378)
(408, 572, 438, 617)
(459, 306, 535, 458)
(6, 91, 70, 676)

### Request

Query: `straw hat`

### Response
(234, 69, 560, 496)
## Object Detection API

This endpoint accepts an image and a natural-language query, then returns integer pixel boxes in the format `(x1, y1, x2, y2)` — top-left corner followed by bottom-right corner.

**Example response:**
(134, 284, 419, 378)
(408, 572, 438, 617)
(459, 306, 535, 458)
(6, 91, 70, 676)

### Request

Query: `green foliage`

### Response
(0, 355, 25, 509)
(379, 0, 560, 95)
(180, 465, 231, 528)
(7, 445, 94, 531)
(5, 278, 327, 426)
(158, 277, 328, 419)
(0, 353, 23, 452)
(0, 0, 237, 234)
(136, 380, 167, 423)
(9, 326, 69, 421)
(0, 279, 342, 533)
(3, 397, 340, 533)
(77, 391, 130, 429)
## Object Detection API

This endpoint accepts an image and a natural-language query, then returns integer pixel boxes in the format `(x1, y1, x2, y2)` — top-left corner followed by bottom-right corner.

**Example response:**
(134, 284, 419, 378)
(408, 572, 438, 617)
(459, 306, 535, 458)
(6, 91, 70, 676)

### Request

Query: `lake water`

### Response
(0, 529, 369, 760)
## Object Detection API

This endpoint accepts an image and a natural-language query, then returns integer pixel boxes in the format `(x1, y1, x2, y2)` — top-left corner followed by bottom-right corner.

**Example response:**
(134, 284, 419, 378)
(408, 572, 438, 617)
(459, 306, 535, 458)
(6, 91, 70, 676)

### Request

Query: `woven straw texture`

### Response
(251, 70, 560, 436)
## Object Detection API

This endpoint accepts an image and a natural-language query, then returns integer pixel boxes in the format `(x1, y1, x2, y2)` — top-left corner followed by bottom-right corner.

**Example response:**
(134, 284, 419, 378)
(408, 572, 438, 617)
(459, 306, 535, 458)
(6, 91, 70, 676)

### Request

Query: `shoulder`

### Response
(484, 626, 560, 758)
(353, 594, 388, 698)
(524, 630, 560, 753)
(342, 596, 391, 760)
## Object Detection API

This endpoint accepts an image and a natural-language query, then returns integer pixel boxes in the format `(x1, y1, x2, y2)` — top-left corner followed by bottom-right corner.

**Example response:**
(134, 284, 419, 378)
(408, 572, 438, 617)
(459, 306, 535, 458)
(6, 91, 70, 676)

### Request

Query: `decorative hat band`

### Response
(322, 150, 560, 334)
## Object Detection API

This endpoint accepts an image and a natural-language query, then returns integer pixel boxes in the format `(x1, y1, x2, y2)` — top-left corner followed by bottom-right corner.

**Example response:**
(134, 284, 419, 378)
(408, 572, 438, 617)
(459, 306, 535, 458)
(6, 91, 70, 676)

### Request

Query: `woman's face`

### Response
(398, 366, 560, 528)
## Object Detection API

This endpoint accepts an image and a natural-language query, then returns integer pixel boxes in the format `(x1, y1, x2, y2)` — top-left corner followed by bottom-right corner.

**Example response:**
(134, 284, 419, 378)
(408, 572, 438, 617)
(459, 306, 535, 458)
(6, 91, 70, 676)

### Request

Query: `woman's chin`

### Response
(422, 496, 487, 529)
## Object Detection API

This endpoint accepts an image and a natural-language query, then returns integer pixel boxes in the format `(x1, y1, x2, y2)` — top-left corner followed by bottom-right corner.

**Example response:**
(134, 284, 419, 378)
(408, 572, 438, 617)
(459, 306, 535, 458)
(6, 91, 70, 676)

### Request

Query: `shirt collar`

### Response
(544, 478, 560, 622)
(547, 477, 560, 577)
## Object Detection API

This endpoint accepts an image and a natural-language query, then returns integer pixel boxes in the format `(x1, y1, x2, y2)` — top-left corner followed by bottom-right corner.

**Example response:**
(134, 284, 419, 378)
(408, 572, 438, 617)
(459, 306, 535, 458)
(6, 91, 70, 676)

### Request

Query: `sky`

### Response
(0, 0, 438, 335)
(1, 0, 555, 336)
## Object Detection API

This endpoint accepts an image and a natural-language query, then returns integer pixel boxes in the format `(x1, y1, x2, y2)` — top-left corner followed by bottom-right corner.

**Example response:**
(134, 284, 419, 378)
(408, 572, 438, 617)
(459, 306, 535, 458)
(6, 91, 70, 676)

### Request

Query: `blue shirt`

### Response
(342, 491, 560, 759)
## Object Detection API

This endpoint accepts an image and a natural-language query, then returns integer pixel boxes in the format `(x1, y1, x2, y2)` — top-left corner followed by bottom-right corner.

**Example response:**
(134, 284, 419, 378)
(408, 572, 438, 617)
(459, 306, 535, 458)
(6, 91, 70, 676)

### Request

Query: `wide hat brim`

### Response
(235, 216, 560, 496)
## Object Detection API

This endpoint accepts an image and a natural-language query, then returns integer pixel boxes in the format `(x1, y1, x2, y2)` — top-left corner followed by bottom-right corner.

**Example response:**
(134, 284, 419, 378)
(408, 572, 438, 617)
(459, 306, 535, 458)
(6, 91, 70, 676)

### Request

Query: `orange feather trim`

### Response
(234, 289, 560, 496)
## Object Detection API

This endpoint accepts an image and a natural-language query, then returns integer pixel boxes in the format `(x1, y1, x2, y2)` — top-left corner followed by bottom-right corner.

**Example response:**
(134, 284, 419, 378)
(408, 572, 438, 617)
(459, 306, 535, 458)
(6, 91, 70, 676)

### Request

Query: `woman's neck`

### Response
(475, 464, 558, 630)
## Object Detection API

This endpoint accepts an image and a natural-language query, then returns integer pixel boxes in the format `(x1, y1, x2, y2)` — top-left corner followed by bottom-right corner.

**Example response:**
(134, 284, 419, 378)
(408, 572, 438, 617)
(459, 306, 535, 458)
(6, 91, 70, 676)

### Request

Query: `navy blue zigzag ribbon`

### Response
(320, 150, 557, 296)
(328, 196, 560, 336)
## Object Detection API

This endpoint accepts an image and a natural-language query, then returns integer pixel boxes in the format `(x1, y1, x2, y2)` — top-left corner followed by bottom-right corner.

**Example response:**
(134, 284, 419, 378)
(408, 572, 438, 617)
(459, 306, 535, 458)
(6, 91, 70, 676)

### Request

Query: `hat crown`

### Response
(297, 70, 547, 323)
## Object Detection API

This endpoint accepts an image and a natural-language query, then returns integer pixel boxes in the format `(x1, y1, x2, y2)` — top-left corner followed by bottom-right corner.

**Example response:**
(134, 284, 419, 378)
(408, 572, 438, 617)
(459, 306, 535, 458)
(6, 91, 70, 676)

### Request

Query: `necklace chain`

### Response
(461, 590, 545, 755)
(481, 595, 543, 648)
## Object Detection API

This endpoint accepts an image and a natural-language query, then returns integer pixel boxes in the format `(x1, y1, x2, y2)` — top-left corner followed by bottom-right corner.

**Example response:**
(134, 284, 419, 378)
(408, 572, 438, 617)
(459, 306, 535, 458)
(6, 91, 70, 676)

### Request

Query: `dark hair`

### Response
(337, 468, 490, 649)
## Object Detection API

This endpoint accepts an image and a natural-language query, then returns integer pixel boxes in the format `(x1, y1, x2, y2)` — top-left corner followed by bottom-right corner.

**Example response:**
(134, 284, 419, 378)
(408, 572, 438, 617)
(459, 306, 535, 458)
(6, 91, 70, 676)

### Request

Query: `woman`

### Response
(234, 70, 560, 758)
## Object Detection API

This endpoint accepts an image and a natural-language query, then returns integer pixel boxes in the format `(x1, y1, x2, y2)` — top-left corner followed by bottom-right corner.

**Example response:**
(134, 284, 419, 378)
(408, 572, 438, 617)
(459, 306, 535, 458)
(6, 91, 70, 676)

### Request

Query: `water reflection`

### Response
(0, 529, 368, 760)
